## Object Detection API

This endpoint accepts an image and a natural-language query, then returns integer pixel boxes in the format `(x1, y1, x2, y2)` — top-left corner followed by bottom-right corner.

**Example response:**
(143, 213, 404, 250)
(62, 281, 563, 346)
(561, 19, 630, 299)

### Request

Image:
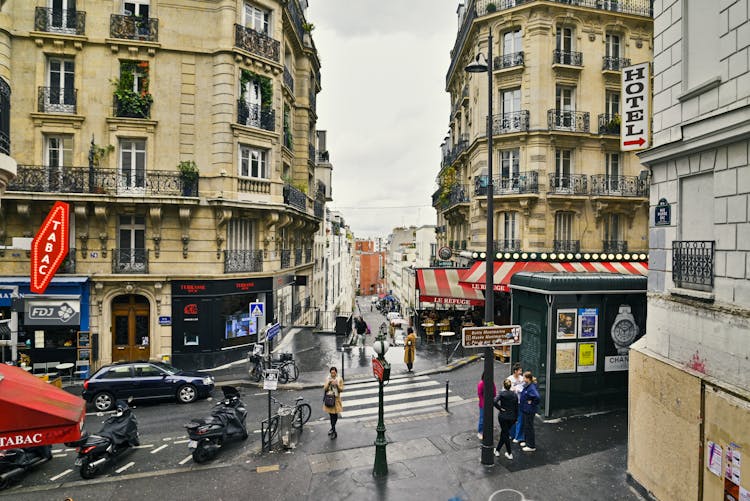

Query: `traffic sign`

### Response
(462, 325, 521, 348)
(621, 62, 650, 151)
(30, 202, 70, 294)
(263, 369, 279, 390)
(249, 301, 265, 317)
(266, 322, 281, 341)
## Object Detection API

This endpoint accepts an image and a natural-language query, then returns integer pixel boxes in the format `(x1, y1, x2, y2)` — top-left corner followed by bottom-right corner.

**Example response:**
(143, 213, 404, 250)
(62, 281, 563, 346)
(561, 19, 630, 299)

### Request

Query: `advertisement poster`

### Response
(740, 486, 749, 501)
(225, 312, 258, 339)
(707, 441, 723, 477)
(555, 343, 577, 373)
(577, 342, 597, 372)
(727, 444, 742, 485)
(556, 309, 577, 339)
(577, 308, 598, 338)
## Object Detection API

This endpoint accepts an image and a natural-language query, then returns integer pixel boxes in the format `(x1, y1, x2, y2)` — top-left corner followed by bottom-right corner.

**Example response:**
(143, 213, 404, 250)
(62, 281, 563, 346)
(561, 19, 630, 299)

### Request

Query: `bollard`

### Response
(445, 380, 449, 411)
(341, 350, 345, 380)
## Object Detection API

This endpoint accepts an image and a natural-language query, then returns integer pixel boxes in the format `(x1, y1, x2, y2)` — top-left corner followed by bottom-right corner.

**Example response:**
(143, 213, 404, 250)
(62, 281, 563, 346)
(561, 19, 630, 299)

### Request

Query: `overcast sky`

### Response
(307, 1, 458, 239)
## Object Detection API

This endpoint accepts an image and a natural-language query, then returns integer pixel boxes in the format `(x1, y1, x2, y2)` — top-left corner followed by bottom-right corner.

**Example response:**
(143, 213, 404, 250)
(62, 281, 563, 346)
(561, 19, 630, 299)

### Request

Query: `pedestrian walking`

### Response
(520, 371, 540, 452)
(404, 327, 417, 372)
(323, 366, 344, 439)
(354, 316, 368, 349)
(476, 372, 497, 440)
(506, 362, 525, 444)
(493, 379, 518, 459)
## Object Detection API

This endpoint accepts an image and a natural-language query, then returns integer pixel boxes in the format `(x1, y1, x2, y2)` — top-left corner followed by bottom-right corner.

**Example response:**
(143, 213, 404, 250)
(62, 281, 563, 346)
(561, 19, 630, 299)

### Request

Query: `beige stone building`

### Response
(436, 0, 653, 264)
(0, 0, 328, 370)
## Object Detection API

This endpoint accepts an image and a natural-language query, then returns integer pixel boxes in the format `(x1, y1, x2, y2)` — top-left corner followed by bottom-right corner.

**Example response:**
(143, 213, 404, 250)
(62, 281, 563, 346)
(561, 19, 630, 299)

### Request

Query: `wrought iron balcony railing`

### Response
(553, 49, 583, 66)
(234, 24, 280, 62)
(602, 56, 631, 71)
(308, 143, 316, 163)
(0, 79, 7, 156)
(475, 171, 539, 195)
(602, 240, 628, 253)
(294, 248, 303, 266)
(673, 240, 715, 291)
(553, 240, 580, 253)
(475, 0, 653, 17)
(493, 51, 525, 69)
(237, 101, 275, 131)
(548, 109, 590, 132)
(589, 175, 648, 197)
(283, 66, 294, 92)
(8, 165, 197, 196)
(314, 199, 324, 218)
(38, 87, 77, 114)
(598, 113, 620, 135)
(492, 110, 530, 134)
(224, 249, 264, 273)
(284, 0, 306, 44)
(443, 184, 470, 210)
(305, 247, 313, 263)
(280, 249, 291, 269)
(494, 239, 521, 252)
(112, 248, 148, 274)
(110, 14, 158, 42)
(283, 183, 307, 211)
(0, 131, 8, 156)
(34, 7, 86, 35)
(548, 173, 588, 195)
(113, 94, 152, 119)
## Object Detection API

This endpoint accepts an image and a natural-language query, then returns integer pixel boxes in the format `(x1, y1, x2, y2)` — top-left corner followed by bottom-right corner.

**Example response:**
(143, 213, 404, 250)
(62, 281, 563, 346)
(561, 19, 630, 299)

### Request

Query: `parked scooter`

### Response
(0, 445, 52, 490)
(66, 400, 140, 479)
(185, 386, 248, 463)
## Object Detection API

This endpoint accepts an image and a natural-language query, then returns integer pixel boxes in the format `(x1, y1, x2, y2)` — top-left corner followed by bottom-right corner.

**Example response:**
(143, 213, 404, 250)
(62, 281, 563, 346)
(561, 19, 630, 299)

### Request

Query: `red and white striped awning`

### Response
(416, 268, 485, 306)
(460, 261, 648, 292)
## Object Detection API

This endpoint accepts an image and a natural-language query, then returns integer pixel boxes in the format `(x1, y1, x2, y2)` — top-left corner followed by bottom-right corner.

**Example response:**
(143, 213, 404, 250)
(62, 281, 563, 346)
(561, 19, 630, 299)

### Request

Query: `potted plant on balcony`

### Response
(177, 160, 199, 196)
(113, 61, 153, 118)
(607, 113, 621, 133)
(486, 2, 497, 13)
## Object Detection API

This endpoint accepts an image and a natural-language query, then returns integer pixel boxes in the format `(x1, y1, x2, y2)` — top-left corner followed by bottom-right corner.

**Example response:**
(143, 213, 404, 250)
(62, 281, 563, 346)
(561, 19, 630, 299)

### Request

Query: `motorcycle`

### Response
(66, 400, 140, 479)
(184, 386, 248, 463)
(0, 445, 52, 490)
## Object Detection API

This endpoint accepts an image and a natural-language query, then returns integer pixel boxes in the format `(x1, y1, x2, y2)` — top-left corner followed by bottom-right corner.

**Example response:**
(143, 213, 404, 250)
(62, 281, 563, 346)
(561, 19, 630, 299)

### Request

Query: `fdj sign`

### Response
(621, 62, 650, 152)
(30, 202, 70, 294)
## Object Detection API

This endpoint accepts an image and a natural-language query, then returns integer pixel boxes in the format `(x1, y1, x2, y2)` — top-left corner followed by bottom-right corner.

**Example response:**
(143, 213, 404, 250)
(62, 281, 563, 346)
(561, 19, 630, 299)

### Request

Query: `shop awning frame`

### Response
(416, 268, 485, 306)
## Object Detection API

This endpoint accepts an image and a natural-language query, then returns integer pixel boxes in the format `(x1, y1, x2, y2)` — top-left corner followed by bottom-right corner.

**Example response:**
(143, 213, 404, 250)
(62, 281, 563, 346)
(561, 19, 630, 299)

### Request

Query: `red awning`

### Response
(0, 365, 85, 450)
(416, 268, 485, 306)
(460, 260, 648, 292)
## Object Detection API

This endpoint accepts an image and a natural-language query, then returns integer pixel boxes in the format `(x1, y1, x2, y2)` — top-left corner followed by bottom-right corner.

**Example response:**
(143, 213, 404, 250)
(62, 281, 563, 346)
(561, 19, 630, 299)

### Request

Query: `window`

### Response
(227, 219, 256, 251)
(133, 363, 164, 377)
(99, 365, 133, 379)
(239, 145, 268, 178)
(119, 139, 146, 190)
(48, 0, 77, 32)
(244, 2, 270, 35)
(605, 32, 621, 59)
(553, 149, 572, 190)
(555, 212, 574, 242)
(47, 58, 75, 111)
(500, 149, 520, 191)
(46, 135, 72, 168)
(503, 29, 522, 55)
(556, 25, 574, 59)
(497, 212, 518, 248)
(606, 153, 620, 186)
(604, 214, 621, 242)
(555, 86, 575, 129)
(124, 0, 149, 17)
(117, 215, 146, 270)
(606, 91, 620, 117)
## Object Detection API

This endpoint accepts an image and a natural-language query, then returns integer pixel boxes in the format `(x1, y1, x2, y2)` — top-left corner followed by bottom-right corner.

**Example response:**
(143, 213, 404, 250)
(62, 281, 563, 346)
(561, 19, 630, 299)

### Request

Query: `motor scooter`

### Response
(185, 386, 248, 463)
(66, 400, 139, 479)
(0, 445, 52, 490)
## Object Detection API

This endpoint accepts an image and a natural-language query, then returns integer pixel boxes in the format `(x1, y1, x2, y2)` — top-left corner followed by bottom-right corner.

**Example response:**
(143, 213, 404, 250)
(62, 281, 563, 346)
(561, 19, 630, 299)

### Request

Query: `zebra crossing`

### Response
(341, 375, 463, 420)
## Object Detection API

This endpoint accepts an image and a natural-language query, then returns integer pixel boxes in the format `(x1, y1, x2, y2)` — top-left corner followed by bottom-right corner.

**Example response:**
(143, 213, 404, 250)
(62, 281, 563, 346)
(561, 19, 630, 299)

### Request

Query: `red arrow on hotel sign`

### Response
(30, 202, 70, 294)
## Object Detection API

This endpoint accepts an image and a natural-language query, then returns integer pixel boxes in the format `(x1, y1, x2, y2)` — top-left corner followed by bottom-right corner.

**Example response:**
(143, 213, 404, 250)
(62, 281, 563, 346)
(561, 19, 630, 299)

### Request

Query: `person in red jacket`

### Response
(476, 372, 497, 440)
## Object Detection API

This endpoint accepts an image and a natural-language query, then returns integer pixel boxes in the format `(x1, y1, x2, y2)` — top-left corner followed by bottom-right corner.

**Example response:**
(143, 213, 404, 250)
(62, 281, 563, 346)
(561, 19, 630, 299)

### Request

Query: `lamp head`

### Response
(465, 54, 488, 73)
(373, 337, 390, 357)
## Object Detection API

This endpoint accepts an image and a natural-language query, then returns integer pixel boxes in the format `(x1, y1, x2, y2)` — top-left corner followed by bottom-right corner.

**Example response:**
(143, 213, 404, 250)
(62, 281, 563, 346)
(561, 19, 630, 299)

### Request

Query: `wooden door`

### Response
(112, 294, 150, 362)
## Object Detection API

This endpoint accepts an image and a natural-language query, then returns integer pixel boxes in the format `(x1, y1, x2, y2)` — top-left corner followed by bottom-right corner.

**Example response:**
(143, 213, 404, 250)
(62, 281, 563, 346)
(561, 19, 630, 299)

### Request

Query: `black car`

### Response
(82, 361, 215, 411)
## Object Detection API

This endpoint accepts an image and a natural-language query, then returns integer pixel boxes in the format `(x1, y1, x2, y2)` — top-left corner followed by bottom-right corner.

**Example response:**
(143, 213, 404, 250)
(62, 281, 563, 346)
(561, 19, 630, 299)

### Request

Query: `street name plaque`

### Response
(461, 325, 522, 348)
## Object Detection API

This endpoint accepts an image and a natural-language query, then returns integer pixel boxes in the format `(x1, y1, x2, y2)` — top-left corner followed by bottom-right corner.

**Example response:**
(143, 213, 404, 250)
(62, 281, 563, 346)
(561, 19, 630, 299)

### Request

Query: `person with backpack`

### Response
(354, 316, 368, 349)
(520, 371, 541, 452)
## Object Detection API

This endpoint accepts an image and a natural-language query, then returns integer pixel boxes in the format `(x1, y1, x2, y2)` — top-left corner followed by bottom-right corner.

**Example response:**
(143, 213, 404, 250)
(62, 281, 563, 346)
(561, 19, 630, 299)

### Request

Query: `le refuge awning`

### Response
(416, 268, 485, 306)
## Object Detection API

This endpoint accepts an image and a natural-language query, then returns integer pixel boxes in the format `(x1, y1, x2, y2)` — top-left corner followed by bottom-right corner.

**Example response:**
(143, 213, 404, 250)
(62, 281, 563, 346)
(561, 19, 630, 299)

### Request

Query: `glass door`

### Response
(119, 139, 146, 193)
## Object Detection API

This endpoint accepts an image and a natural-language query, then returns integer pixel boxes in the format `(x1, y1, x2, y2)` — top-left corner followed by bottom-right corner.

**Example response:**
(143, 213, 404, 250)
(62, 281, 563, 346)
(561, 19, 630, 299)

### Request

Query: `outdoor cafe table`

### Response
(439, 331, 456, 364)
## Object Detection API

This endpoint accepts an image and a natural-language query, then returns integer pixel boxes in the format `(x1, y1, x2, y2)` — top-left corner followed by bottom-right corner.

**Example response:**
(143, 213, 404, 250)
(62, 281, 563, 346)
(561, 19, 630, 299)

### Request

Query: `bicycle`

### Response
(260, 395, 311, 450)
(248, 346, 299, 384)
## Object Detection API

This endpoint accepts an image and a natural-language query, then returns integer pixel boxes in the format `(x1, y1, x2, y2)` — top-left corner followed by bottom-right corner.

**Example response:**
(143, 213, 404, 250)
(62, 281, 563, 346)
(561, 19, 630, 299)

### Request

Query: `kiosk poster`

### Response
(707, 441, 723, 477)
(577, 308, 598, 338)
(555, 343, 577, 373)
(556, 309, 577, 339)
(577, 342, 597, 372)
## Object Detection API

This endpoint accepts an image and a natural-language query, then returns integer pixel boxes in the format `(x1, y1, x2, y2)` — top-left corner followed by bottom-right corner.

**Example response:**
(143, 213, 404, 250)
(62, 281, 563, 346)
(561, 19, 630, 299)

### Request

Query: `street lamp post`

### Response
(372, 334, 391, 477)
(465, 31, 496, 466)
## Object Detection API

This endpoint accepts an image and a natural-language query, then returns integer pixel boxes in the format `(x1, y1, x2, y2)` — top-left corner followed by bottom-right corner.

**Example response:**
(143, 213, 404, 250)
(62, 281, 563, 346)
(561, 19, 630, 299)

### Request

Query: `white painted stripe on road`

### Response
(179, 455, 193, 465)
(52, 454, 67, 458)
(344, 375, 430, 390)
(50, 469, 72, 481)
(344, 380, 439, 397)
(52, 449, 63, 453)
(162, 437, 173, 441)
(344, 387, 455, 408)
(134, 444, 154, 449)
(65, 448, 77, 452)
(116, 461, 135, 474)
(173, 439, 190, 444)
(344, 396, 463, 418)
(151, 444, 168, 454)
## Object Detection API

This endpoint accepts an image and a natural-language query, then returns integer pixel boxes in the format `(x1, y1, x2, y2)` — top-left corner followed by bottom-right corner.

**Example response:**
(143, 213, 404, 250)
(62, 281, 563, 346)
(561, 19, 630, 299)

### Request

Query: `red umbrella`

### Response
(0, 365, 85, 450)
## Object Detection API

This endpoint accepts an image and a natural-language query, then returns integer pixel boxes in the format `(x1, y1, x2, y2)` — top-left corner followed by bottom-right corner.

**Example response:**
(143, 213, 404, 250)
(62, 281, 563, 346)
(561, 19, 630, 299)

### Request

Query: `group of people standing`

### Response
(477, 363, 540, 460)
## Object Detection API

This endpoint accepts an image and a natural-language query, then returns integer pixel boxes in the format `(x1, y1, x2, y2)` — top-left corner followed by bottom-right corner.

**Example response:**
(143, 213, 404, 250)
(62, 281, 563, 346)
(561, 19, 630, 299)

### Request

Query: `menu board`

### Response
(77, 331, 90, 363)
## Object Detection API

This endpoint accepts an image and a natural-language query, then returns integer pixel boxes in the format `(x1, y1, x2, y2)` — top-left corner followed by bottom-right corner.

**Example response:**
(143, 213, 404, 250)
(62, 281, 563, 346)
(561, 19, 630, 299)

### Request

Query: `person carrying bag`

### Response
(322, 366, 344, 439)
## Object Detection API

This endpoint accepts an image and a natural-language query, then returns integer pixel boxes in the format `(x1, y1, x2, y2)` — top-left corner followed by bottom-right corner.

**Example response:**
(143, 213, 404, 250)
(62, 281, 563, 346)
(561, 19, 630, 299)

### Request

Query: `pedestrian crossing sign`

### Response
(250, 302, 265, 317)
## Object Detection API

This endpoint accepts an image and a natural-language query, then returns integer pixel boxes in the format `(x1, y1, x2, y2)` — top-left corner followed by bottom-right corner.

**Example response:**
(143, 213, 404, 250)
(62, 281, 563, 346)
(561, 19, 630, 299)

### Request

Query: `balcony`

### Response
(673, 241, 715, 291)
(110, 14, 158, 42)
(112, 248, 148, 274)
(589, 175, 648, 197)
(494, 239, 521, 252)
(553, 240, 580, 253)
(602, 56, 631, 71)
(38, 87, 77, 114)
(8, 165, 197, 196)
(492, 111, 530, 134)
(284, 0, 306, 44)
(475, 171, 539, 196)
(305, 247, 313, 263)
(234, 24, 279, 62)
(474, 0, 653, 17)
(0, 131, 8, 156)
(443, 184, 470, 210)
(113, 94, 152, 119)
(283, 183, 307, 211)
(224, 249, 264, 273)
(548, 110, 590, 132)
(308, 144, 316, 163)
(283, 66, 294, 93)
(237, 101, 275, 132)
(294, 248, 303, 266)
(34, 7, 86, 35)
(598, 113, 620, 135)
(493, 52, 524, 70)
(314, 199, 324, 219)
(0, 79, 7, 155)
(552, 49, 583, 66)
(280, 249, 291, 269)
(602, 240, 628, 253)
(548, 173, 588, 195)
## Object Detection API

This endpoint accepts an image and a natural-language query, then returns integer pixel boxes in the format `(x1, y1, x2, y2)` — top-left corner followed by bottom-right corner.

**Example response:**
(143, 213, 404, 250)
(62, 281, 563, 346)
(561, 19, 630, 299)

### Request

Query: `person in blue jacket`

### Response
(520, 371, 540, 452)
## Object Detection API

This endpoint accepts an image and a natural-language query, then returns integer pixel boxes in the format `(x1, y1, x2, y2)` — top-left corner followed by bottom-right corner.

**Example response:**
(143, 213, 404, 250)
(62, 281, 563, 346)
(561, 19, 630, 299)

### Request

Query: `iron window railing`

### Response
(34, 7, 86, 35)
(112, 248, 148, 274)
(475, 171, 539, 195)
(280, 249, 291, 269)
(602, 240, 628, 253)
(283, 66, 294, 92)
(553, 240, 580, 253)
(314, 200, 324, 218)
(492, 110, 530, 134)
(493, 51, 525, 69)
(294, 248, 303, 266)
(548, 173, 588, 195)
(38, 87, 77, 114)
(238, 101, 275, 131)
(224, 249, 264, 273)
(110, 14, 158, 42)
(475, 0, 652, 17)
(284, 0, 306, 44)
(494, 239, 521, 252)
(283, 184, 307, 211)
(589, 175, 648, 197)
(548, 109, 590, 132)
(234, 24, 280, 62)
(553, 49, 583, 66)
(602, 56, 631, 71)
(444, 184, 470, 209)
(672, 240, 715, 291)
(598, 113, 620, 135)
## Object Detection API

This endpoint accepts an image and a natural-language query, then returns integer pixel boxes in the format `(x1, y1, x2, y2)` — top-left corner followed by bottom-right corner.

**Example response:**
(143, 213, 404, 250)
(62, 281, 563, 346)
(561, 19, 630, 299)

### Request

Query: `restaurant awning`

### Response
(416, 268, 485, 306)
(0, 365, 85, 450)
(460, 260, 648, 292)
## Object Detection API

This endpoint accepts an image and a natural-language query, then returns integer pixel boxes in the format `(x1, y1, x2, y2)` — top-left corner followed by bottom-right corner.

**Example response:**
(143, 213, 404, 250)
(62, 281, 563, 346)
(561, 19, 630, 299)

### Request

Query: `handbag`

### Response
(324, 392, 336, 407)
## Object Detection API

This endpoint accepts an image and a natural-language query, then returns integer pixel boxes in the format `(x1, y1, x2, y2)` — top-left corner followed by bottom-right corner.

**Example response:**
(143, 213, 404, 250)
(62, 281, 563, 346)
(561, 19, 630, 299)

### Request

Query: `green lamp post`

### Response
(372, 333, 391, 477)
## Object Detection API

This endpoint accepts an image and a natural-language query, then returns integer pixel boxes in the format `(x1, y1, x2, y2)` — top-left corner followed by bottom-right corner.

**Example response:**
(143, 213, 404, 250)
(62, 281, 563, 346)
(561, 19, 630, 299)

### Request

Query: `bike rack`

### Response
(260, 415, 279, 453)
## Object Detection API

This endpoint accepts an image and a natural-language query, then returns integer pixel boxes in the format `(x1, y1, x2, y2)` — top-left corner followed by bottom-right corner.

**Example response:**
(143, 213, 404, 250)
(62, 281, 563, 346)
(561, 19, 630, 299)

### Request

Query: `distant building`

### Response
(355, 239, 385, 296)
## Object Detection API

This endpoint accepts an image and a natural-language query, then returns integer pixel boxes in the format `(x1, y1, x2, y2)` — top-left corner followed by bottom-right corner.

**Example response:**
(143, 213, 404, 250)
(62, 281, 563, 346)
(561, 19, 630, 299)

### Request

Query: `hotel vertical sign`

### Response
(621, 62, 650, 151)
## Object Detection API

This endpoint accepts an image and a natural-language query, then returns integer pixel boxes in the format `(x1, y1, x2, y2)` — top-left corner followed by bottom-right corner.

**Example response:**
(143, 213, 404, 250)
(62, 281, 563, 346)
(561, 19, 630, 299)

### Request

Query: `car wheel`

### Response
(177, 384, 197, 404)
(93, 391, 115, 412)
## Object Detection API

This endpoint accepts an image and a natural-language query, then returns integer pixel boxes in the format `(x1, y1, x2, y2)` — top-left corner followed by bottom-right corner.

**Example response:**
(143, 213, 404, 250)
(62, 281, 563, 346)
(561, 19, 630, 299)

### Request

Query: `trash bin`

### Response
(278, 407, 298, 449)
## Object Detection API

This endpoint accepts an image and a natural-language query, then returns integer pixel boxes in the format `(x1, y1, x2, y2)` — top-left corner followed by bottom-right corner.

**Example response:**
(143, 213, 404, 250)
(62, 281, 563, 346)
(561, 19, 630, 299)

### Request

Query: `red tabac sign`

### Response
(30, 202, 70, 294)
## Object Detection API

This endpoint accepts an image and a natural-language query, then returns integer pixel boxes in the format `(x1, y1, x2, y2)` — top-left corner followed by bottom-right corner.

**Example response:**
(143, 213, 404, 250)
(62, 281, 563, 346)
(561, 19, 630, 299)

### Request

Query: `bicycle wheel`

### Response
(278, 365, 290, 384)
(262, 415, 279, 449)
(287, 362, 299, 382)
(292, 403, 312, 429)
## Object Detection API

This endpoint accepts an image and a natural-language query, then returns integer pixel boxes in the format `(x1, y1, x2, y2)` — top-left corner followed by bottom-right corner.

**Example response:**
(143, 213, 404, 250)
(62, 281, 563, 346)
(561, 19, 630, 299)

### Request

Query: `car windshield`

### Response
(151, 362, 180, 375)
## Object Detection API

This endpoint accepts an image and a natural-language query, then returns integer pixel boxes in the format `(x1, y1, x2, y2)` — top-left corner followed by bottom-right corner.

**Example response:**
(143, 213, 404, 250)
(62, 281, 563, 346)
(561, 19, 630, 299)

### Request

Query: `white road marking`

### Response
(345, 387, 453, 408)
(151, 444, 168, 454)
(115, 461, 135, 474)
(179, 455, 193, 465)
(344, 380, 439, 397)
(345, 396, 463, 418)
(52, 449, 63, 453)
(134, 444, 154, 449)
(50, 469, 72, 481)
(253, 392, 268, 396)
(52, 454, 67, 458)
(162, 437, 173, 441)
(65, 448, 77, 452)
(345, 375, 429, 390)
(173, 439, 190, 444)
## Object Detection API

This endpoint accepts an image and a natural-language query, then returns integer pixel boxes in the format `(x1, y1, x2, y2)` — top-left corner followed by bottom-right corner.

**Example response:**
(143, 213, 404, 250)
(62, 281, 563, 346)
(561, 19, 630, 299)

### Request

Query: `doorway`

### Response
(112, 294, 150, 362)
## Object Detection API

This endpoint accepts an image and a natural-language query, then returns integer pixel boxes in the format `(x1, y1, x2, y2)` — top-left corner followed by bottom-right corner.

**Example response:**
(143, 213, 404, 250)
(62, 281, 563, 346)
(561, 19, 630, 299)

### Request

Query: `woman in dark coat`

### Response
(520, 371, 540, 452)
(493, 378, 518, 459)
